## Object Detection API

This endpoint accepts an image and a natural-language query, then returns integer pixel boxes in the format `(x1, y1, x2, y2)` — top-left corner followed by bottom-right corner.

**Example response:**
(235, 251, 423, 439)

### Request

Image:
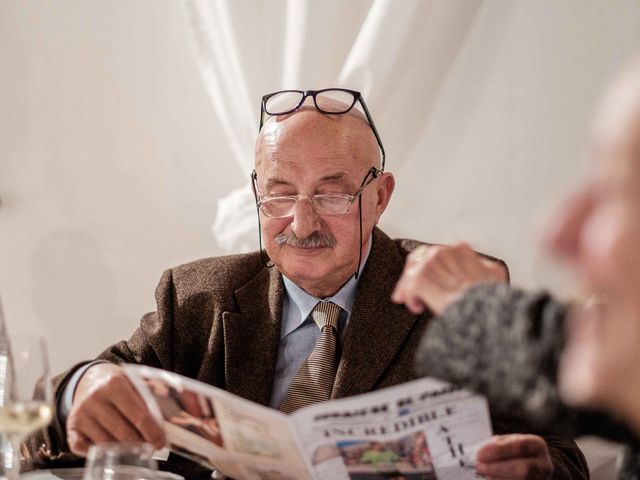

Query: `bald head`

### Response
(255, 107, 381, 172)
(593, 56, 640, 161)
(251, 102, 395, 298)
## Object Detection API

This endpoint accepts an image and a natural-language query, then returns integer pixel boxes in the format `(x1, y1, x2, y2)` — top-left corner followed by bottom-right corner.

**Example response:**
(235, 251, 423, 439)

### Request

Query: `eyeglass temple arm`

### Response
(251, 170, 273, 268)
(258, 103, 265, 132)
(359, 167, 380, 187)
(357, 98, 386, 171)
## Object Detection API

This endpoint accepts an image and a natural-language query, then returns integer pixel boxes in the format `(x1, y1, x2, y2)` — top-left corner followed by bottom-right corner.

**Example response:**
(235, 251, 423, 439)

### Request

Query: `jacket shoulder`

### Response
(168, 251, 267, 298)
(391, 237, 509, 279)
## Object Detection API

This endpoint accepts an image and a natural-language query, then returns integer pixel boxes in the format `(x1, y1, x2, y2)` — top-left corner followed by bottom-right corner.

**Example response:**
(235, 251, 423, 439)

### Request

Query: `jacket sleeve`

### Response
(416, 284, 568, 426)
(414, 283, 637, 478)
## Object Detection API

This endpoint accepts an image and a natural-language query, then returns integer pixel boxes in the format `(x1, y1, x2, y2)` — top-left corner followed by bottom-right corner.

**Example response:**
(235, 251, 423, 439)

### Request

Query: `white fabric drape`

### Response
(181, 0, 640, 291)
(182, 0, 482, 252)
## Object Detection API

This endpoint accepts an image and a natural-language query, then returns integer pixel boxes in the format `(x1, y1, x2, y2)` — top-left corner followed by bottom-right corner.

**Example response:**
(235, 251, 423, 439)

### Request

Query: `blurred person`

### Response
(360, 441, 403, 479)
(394, 57, 640, 478)
(24, 90, 586, 479)
(411, 432, 431, 468)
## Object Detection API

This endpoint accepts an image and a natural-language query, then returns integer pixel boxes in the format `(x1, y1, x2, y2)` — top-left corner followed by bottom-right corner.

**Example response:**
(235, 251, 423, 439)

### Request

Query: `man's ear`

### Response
(375, 172, 395, 218)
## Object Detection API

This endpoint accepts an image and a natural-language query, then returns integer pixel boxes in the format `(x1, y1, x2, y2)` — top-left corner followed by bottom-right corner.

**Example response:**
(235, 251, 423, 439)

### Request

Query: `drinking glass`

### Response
(0, 334, 53, 480)
(83, 443, 159, 480)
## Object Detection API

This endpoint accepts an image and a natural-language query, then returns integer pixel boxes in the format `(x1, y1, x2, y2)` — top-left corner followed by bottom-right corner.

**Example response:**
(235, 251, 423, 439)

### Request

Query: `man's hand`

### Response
(66, 363, 165, 456)
(391, 243, 507, 315)
(476, 434, 554, 480)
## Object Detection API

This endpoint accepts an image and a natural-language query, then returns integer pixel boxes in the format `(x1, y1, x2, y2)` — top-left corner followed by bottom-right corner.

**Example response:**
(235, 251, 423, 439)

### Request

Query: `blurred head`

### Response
(545, 57, 640, 428)
(254, 106, 394, 297)
(369, 441, 384, 451)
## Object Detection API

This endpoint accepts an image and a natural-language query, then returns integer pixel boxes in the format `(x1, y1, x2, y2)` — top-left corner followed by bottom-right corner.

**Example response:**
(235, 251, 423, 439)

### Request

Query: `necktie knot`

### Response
(312, 301, 341, 331)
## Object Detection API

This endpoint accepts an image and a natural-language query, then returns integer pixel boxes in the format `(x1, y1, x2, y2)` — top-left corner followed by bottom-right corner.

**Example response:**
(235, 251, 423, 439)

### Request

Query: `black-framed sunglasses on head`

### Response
(259, 88, 386, 171)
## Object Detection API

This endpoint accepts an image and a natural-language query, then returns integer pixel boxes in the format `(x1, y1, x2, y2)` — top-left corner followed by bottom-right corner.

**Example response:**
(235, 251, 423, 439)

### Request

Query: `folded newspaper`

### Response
(124, 365, 492, 480)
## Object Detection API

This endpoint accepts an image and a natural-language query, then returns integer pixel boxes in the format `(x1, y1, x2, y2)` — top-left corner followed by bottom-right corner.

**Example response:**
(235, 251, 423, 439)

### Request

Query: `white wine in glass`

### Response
(0, 334, 53, 480)
(0, 402, 53, 437)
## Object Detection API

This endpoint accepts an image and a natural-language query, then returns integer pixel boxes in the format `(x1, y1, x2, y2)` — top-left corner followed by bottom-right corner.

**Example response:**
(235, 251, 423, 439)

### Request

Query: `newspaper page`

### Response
(290, 377, 491, 480)
(124, 366, 491, 480)
(124, 365, 312, 480)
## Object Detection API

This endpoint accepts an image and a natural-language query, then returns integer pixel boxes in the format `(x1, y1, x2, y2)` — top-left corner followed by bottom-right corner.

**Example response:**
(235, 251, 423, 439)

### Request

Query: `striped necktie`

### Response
(279, 301, 342, 414)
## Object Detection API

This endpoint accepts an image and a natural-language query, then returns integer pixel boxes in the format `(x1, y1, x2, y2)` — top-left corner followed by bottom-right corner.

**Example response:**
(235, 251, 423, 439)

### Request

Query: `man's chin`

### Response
(558, 344, 601, 408)
(558, 309, 607, 409)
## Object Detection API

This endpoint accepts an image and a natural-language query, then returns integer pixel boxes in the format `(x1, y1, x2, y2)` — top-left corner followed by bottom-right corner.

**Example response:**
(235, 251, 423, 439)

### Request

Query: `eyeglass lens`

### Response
(261, 195, 352, 218)
(264, 90, 357, 115)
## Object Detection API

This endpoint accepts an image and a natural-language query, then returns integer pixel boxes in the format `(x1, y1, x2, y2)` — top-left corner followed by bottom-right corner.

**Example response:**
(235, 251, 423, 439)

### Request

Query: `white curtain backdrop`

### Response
(183, 0, 484, 253)
(180, 0, 640, 289)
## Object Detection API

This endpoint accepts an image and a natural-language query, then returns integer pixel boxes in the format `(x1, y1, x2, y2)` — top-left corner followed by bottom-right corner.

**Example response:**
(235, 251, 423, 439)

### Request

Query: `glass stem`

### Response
(0, 434, 20, 480)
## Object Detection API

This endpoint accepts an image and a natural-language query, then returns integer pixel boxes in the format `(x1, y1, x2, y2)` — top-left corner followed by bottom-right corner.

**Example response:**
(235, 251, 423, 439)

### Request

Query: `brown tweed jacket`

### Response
(28, 228, 587, 479)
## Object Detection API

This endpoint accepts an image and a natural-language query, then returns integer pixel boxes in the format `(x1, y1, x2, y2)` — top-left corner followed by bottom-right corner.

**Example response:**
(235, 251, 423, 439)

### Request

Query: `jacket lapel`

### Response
(222, 266, 283, 406)
(332, 229, 423, 399)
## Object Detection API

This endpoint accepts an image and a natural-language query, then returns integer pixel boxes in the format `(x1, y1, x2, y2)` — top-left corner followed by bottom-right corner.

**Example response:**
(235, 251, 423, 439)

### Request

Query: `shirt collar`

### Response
(281, 239, 372, 335)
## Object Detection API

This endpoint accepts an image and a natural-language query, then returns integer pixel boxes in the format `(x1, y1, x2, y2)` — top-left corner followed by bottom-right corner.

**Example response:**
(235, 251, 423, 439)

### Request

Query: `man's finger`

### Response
(452, 243, 488, 279)
(404, 296, 427, 314)
(108, 378, 165, 447)
(409, 245, 430, 264)
(413, 256, 459, 289)
(480, 257, 508, 281)
(68, 414, 116, 455)
(432, 245, 469, 280)
(66, 429, 92, 457)
(92, 401, 146, 444)
(477, 434, 547, 462)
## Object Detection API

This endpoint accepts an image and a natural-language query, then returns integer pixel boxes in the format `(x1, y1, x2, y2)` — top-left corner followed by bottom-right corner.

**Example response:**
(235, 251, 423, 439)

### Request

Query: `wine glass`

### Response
(0, 333, 53, 480)
(82, 443, 159, 480)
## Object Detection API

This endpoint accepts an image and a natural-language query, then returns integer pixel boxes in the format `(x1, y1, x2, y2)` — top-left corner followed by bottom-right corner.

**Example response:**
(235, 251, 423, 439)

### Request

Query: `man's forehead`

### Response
(264, 168, 353, 182)
(255, 104, 382, 176)
(258, 108, 372, 150)
(259, 115, 366, 154)
(258, 107, 375, 145)
(593, 58, 640, 151)
(259, 166, 361, 190)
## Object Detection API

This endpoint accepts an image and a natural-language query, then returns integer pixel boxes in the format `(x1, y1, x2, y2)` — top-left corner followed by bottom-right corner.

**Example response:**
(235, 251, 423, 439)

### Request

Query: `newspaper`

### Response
(124, 365, 492, 480)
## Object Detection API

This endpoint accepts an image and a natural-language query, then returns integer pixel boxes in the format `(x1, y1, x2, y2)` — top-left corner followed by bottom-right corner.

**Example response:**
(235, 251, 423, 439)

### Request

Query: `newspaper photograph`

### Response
(124, 365, 492, 480)
(125, 365, 311, 480)
(291, 378, 492, 480)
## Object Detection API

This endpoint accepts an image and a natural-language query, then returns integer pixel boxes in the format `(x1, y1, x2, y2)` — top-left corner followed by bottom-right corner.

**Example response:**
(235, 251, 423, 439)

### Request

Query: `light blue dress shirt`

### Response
(269, 242, 371, 409)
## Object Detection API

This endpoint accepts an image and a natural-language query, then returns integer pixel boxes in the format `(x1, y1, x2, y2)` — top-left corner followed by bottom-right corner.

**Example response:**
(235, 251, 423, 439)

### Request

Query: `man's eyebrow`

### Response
(264, 172, 349, 187)
(263, 177, 292, 189)
(319, 172, 348, 182)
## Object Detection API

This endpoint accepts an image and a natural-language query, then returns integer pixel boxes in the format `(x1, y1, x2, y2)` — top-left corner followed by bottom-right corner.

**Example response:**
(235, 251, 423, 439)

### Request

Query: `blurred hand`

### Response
(391, 243, 507, 315)
(476, 434, 553, 480)
(67, 363, 165, 456)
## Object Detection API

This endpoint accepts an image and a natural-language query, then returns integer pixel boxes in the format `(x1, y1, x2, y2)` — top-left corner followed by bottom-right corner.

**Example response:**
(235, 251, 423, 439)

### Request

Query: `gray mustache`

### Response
(275, 231, 337, 248)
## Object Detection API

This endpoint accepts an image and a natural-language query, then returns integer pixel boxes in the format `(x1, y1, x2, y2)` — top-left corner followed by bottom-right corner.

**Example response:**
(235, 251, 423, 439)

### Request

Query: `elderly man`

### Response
(29, 89, 586, 479)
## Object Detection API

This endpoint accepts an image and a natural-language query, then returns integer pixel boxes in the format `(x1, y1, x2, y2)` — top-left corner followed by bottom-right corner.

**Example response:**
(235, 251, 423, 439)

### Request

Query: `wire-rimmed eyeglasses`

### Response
(259, 88, 386, 171)
(251, 167, 381, 218)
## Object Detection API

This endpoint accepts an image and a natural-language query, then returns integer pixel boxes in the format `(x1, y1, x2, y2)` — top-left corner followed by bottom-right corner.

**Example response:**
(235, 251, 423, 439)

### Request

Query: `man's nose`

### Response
(290, 198, 322, 239)
(544, 188, 592, 261)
